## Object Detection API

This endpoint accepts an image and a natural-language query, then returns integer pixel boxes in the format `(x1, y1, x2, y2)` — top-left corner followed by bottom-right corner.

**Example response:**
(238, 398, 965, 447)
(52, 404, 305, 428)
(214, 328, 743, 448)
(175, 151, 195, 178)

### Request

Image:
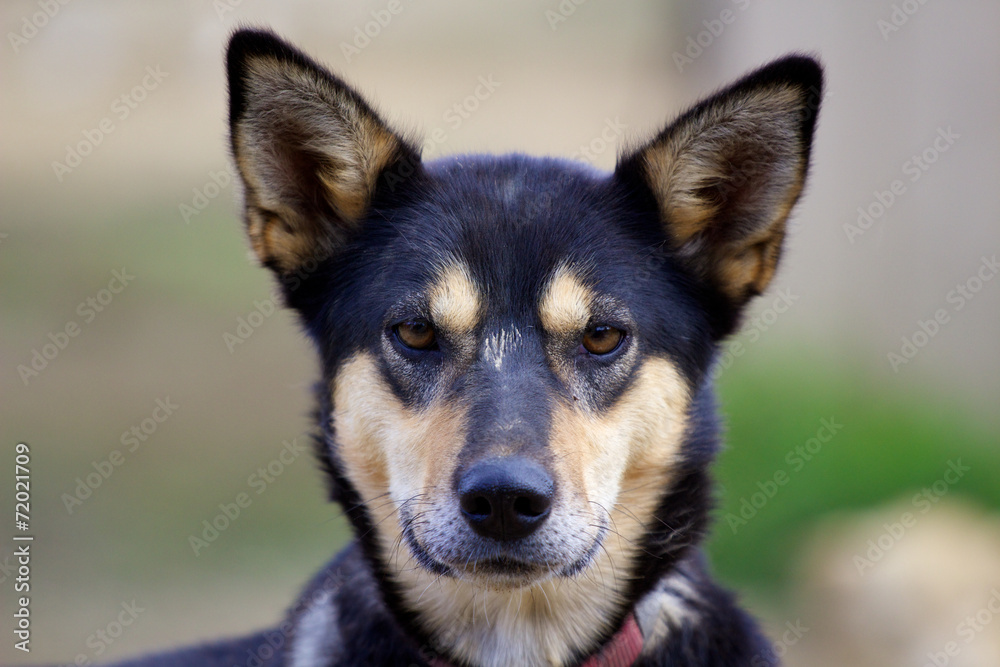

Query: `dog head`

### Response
(227, 29, 820, 665)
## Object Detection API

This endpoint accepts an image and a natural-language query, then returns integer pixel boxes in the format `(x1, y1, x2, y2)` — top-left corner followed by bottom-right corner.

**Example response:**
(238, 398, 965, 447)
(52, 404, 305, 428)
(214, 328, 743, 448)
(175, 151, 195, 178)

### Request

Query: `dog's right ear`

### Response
(227, 29, 418, 275)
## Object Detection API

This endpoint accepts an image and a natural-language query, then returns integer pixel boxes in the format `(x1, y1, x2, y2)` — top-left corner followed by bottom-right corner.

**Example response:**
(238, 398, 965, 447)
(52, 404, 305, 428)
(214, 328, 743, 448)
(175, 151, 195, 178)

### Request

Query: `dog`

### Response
(105, 28, 821, 667)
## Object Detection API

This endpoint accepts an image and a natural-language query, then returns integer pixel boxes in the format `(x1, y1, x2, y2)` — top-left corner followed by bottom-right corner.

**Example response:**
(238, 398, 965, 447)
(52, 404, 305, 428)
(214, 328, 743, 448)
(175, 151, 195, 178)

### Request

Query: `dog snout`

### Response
(457, 457, 554, 541)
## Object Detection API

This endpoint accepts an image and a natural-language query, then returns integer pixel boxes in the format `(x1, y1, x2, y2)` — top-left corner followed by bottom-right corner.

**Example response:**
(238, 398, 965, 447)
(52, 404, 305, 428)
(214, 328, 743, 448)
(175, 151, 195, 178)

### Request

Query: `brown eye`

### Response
(395, 319, 437, 350)
(582, 325, 624, 356)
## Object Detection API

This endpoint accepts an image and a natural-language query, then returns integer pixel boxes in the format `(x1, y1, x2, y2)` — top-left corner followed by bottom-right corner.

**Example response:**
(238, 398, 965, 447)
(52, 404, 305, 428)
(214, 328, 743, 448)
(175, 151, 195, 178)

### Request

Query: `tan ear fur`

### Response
(622, 57, 822, 303)
(227, 30, 415, 274)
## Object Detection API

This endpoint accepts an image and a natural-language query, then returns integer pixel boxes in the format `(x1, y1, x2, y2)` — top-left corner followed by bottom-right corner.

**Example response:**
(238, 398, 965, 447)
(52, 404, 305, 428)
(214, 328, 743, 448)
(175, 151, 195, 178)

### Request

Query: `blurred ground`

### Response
(1, 1, 998, 665)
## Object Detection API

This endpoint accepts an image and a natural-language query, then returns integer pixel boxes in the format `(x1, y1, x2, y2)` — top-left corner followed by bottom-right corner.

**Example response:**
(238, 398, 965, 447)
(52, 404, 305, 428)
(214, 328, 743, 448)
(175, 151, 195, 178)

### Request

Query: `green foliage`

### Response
(708, 352, 1000, 593)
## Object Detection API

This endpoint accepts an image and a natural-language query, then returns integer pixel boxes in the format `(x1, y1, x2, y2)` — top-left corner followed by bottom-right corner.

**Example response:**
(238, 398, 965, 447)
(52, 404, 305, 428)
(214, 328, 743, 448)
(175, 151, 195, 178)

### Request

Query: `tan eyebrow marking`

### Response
(539, 264, 593, 335)
(428, 262, 481, 334)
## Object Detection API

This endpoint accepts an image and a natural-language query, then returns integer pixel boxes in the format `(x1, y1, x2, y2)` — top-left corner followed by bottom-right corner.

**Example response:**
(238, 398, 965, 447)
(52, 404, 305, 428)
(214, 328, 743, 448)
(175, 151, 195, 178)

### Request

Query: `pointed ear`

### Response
(227, 29, 419, 275)
(617, 55, 822, 306)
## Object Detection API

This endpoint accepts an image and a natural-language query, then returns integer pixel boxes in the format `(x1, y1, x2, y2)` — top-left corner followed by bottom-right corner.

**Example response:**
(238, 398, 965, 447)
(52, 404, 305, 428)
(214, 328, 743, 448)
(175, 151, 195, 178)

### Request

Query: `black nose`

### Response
(457, 458, 554, 541)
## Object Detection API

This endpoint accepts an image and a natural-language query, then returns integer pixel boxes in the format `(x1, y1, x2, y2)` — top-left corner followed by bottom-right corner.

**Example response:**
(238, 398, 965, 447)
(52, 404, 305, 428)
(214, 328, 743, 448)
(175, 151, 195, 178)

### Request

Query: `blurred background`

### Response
(2, 1, 998, 665)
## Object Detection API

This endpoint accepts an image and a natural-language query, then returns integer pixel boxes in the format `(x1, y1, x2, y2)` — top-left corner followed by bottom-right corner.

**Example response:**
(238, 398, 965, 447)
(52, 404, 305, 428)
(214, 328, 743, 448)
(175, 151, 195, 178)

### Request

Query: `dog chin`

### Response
(454, 558, 553, 590)
(409, 536, 605, 590)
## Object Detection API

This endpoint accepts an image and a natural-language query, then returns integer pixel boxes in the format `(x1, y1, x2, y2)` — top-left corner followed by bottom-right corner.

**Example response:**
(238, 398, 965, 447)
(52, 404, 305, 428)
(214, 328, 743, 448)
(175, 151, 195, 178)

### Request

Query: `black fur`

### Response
(86, 29, 822, 667)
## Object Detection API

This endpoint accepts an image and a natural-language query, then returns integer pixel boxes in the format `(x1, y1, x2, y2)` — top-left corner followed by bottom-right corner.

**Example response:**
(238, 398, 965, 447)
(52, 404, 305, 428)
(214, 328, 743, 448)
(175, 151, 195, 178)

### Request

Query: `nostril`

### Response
(461, 494, 492, 519)
(513, 493, 549, 518)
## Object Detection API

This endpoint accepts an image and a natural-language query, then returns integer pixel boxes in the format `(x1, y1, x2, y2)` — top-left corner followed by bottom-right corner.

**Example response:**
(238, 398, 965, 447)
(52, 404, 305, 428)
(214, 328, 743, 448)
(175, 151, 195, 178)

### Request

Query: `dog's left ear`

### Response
(618, 56, 822, 307)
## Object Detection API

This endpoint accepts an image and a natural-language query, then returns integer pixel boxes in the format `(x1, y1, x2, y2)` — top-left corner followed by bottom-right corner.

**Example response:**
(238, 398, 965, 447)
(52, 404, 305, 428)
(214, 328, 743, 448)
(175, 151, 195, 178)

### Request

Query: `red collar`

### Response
(428, 613, 643, 667)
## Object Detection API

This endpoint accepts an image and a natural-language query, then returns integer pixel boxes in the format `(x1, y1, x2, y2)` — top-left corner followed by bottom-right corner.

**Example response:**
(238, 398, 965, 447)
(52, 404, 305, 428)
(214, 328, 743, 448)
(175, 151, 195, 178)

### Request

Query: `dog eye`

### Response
(581, 325, 624, 356)
(394, 319, 438, 351)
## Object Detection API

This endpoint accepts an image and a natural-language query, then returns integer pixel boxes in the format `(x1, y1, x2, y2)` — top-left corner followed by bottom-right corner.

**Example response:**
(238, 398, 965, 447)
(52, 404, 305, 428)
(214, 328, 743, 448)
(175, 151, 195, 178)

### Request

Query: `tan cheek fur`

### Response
(550, 356, 690, 557)
(330, 354, 467, 540)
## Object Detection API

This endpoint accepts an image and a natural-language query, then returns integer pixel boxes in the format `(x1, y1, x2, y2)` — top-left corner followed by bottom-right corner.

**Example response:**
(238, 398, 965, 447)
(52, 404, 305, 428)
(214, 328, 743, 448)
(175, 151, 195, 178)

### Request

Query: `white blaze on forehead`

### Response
(482, 327, 523, 370)
(429, 262, 481, 334)
(539, 264, 593, 335)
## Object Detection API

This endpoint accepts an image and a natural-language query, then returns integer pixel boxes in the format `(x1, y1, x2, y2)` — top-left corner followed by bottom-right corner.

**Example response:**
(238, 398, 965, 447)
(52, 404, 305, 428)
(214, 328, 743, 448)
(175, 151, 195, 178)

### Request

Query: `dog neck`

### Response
(285, 551, 707, 667)
(427, 614, 643, 667)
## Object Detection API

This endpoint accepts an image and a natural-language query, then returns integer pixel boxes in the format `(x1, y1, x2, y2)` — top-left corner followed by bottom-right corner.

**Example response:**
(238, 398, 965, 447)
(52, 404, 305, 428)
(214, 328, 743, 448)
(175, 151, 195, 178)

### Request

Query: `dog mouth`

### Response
(457, 556, 547, 579)
(399, 511, 608, 586)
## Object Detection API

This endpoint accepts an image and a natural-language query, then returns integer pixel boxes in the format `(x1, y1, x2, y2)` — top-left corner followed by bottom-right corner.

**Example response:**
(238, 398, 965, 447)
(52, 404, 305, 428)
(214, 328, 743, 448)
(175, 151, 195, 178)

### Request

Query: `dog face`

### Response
(324, 156, 707, 581)
(227, 30, 820, 665)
